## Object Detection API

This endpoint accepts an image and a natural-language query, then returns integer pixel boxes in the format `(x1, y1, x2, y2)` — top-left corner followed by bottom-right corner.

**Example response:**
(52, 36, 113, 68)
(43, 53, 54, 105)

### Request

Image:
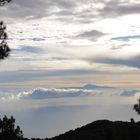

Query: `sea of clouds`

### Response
(0, 85, 140, 138)
(0, 85, 140, 100)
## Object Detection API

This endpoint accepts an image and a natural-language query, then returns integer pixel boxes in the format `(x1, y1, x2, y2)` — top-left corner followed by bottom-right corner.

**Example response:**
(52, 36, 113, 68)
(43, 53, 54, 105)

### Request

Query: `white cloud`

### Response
(1, 86, 140, 101)
(19, 88, 92, 99)
(3, 88, 101, 100)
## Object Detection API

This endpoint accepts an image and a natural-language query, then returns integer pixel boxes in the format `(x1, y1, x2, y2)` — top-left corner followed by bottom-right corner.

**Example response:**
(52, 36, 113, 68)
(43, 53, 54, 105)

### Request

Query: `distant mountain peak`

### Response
(64, 84, 114, 90)
(83, 84, 97, 88)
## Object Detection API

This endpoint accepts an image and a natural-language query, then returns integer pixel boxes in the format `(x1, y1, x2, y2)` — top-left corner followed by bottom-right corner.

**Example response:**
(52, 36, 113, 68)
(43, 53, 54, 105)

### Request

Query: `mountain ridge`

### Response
(48, 119, 140, 140)
(64, 84, 114, 90)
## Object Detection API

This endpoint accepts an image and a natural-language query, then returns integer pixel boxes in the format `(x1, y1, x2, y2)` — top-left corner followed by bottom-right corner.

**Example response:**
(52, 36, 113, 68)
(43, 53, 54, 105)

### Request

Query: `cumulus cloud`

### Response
(18, 88, 94, 99)
(0, 88, 104, 100)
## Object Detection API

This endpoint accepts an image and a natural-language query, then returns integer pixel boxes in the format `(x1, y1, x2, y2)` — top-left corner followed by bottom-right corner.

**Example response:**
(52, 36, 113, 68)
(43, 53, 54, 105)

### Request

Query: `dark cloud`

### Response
(0, 0, 80, 21)
(0, 69, 96, 83)
(76, 30, 106, 41)
(0, 0, 49, 20)
(54, 7, 98, 23)
(53, 0, 140, 23)
(88, 55, 140, 69)
(1, 0, 140, 23)
(99, 0, 140, 18)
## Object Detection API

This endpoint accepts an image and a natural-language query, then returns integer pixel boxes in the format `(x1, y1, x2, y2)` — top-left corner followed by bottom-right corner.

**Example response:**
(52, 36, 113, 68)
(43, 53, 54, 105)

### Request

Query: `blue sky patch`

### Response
(111, 35, 140, 41)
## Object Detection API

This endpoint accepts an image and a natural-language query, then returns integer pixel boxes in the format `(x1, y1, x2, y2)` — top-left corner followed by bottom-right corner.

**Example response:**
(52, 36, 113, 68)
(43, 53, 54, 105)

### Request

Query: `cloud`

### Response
(110, 89, 140, 97)
(1, 87, 139, 100)
(1, 0, 140, 85)
(18, 88, 94, 99)
(1, 0, 140, 24)
(0, 84, 116, 100)
(2, 86, 140, 101)
(76, 30, 106, 41)
(120, 90, 140, 96)
(0, 88, 103, 100)
(0, 0, 83, 20)
(0, 0, 98, 25)
(0, 0, 51, 20)
(0, 69, 96, 83)
(0, 0, 81, 21)
(32, 37, 46, 42)
(88, 55, 140, 69)
(99, 0, 140, 18)
(110, 44, 130, 50)
(0, 84, 114, 100)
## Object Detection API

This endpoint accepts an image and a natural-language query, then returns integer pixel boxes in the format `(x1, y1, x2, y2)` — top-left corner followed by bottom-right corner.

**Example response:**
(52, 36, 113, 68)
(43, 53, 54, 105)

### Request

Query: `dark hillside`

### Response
(49, 120, 140, 140)
(1, 117, 140, 140)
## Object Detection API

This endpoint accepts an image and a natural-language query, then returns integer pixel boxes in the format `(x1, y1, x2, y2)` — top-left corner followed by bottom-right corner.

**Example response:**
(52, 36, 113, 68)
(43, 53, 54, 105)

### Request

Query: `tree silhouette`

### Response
(0, 0, 11, 60)
(134, 98, 140, 114)
(0, 115, 23, 139)
(0, 21, 10, 60)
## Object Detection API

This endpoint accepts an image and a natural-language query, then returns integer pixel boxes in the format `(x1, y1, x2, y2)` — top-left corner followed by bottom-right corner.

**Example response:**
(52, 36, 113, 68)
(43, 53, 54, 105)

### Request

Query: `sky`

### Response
(0, 0, 140, 138)
(0, 0, 140, 89)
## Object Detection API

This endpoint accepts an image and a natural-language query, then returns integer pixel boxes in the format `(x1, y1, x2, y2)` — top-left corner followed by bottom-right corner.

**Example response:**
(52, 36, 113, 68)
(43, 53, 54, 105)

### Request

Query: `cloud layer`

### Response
(18, 88, 93, 99)
(0, 86, 140, 101)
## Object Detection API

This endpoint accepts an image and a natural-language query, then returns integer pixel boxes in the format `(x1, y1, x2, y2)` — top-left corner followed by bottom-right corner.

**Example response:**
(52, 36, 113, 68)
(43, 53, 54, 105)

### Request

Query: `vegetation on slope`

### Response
(1, 115, 140, 140)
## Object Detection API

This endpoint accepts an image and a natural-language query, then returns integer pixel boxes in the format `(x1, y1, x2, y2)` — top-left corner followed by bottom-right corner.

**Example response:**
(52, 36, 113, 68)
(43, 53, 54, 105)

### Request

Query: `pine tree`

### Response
(0, 115, 23, 139)
(134, 98, 140, 114)
(0, 0, 11, 60)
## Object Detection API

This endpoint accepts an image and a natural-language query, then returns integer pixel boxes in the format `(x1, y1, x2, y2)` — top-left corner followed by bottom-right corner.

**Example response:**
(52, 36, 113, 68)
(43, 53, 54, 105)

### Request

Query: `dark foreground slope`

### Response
(49, 120, 140, 140)
(1, 119, 140, 140)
